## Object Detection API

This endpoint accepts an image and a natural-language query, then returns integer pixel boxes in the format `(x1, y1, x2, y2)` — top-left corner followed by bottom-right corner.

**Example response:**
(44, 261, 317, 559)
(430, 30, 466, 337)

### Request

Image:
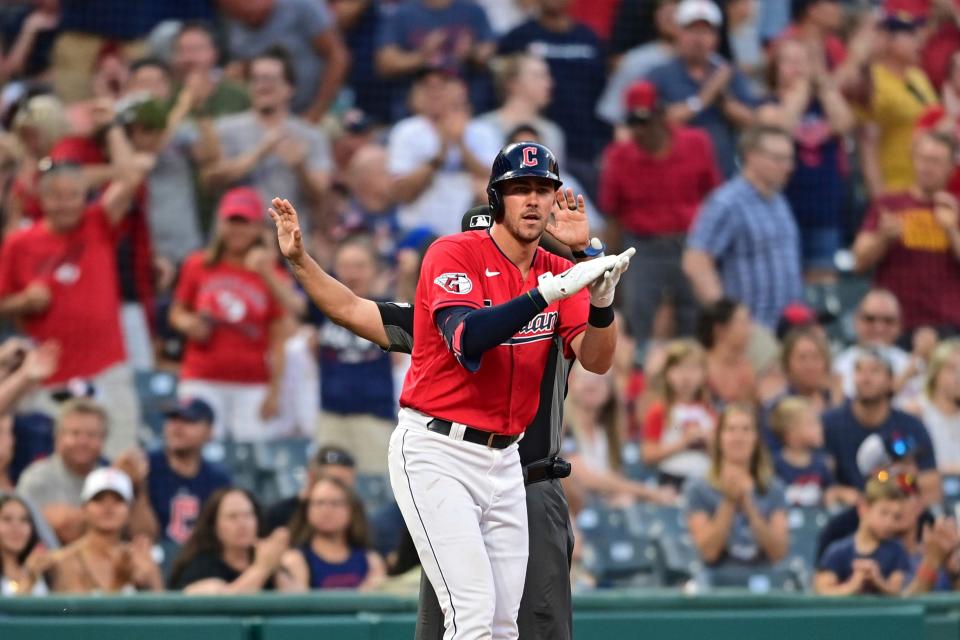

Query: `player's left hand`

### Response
(545, 187, 589, 252)
(588, 247, 635, 308)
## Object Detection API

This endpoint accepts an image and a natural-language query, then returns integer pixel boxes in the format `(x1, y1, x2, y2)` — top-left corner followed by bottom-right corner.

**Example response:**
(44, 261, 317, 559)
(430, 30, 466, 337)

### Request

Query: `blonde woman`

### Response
(684, 403, 789, 567)
(913, 339, 960, 474)
(563, 363, 673, 511)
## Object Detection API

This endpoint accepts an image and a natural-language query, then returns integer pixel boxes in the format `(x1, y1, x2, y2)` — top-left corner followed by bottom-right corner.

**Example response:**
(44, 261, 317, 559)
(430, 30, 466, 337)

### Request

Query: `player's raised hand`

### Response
(546, 187, 589, 252)
(589, 247, 635, 308)
(269, 197, 305, 264)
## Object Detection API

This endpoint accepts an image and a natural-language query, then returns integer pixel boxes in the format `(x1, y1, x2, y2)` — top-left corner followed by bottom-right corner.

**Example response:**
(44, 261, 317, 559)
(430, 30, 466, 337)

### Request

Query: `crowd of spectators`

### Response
(0, 0, 959, 599)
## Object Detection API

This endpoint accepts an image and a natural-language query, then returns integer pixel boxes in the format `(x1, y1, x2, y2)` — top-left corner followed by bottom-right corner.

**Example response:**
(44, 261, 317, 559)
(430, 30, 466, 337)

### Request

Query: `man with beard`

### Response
(823, 348, 941, 506)
(146, 398, 232, 545)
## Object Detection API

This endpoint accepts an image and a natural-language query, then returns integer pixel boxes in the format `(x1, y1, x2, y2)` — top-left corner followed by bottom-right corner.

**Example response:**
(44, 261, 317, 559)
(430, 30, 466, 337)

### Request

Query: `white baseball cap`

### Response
(676, 0, 723, 28)
(81, 467, 134, 504)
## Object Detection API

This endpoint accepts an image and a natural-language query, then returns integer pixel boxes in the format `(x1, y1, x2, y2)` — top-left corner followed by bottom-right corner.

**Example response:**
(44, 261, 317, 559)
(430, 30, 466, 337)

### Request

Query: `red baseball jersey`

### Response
(400, 230, 589, 436)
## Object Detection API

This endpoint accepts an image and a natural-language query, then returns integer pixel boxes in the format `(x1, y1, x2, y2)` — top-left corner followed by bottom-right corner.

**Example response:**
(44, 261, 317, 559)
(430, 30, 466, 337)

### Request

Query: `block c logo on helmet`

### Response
(520, 146, 538, 168)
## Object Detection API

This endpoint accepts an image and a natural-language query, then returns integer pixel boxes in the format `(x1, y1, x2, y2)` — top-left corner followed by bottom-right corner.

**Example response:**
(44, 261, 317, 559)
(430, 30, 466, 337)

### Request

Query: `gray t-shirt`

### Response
(16, 455, 86, 510)
(683, 475, 787, 567)
(147, 124, 203, 263)
(227, 0, 334, 113)
(215, 111, 332, 232)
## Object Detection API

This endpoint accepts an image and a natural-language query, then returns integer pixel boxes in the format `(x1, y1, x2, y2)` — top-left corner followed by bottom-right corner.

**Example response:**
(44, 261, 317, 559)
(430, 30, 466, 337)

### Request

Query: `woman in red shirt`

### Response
(170, 187, 290, 442)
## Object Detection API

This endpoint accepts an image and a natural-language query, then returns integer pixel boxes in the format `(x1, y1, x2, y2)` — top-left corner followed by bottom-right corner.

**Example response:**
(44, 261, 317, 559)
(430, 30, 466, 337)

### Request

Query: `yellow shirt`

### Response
(861, 63, 939, 191)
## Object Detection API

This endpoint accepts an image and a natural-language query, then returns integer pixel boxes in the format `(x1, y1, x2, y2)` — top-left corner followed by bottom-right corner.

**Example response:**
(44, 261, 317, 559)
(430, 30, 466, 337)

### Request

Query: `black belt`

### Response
(523, 456, 571, 485)
(426, 418, 520, 450)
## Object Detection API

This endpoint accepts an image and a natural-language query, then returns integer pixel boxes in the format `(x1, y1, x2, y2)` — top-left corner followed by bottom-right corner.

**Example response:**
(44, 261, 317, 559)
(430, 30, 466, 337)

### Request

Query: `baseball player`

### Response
(272, 195, 594, 639)
(273, 141, 632, 639)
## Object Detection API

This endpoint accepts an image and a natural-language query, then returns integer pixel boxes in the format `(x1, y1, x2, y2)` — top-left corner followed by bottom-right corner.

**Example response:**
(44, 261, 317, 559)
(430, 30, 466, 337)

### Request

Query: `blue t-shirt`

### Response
(376, 0, 494, 119)
(781, 100, 845, 230)
(646, 56, 758, 177)
(147, 449, 232, 544)
(498, 20, 607, 163)
(60, 0, 214, 40)
(774, 451, 835, 507)
(343, 2, 393, 124)
(683, 476, 787, 567)
(823, 402, 937, 490)
(817, 535, 910, 593)
(312, 305, 396, 419)
(302, 544, 369, 589)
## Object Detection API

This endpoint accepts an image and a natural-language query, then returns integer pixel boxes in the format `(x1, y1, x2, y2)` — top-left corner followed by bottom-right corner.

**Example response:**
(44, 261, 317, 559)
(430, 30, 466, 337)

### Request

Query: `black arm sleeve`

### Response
(376, 302, 415, 354)
(435, 288, 548, 372)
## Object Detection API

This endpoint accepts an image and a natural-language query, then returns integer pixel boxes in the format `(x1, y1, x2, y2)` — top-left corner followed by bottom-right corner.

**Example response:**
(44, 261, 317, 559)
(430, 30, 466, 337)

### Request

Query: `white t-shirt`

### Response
(657, 403, 714, 480)
(0, 575, 48, 596)
(920, 396, 960, 471)
(832, 344, 911, 399)
(387, 115, 501, 237)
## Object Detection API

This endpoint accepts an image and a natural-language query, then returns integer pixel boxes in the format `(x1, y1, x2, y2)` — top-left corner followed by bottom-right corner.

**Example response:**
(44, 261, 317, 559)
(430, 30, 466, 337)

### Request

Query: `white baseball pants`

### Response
(389, 408, 529, 640)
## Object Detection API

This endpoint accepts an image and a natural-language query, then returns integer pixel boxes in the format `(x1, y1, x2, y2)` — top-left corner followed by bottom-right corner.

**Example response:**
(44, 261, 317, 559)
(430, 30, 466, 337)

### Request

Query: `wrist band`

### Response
(588, 304, 614, 328)
(527, 288, 548, 312)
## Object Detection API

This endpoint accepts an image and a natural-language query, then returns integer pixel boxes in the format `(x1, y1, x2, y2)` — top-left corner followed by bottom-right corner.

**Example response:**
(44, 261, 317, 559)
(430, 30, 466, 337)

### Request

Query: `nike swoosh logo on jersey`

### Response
(485, 269, 501, 277)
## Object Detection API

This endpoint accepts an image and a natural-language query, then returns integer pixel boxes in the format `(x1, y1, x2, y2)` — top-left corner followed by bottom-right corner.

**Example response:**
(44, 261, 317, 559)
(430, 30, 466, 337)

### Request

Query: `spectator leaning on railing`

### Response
(47, 468, 163, 593)
(0, 494, 50, 596)
(168, 487, 295, 594)
(814, 476, 910, 596)
(281, 475, 386, 591)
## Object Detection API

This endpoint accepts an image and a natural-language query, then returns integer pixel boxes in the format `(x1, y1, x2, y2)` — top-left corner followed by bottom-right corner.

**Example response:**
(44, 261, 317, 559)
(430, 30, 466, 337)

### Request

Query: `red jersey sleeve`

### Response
(174, 254, 203, 308)
(556, 287, 589, 359)
(265, 264, 292, 324)
(642, 401, 666, 443)
(418, 238, 485, 318)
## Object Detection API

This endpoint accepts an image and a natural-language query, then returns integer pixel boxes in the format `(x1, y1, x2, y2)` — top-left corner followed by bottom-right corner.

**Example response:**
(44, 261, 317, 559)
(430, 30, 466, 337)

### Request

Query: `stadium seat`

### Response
(786, 506, 830, 590)
(621, 442, 657, 482)
(643, 504, 702, 586)
(355, 474, 394, 512)
(134, 370, 178, 445)
(587, 534, 663, 588)
(153, 539, 182, 583)
(700, 565, 803, 593)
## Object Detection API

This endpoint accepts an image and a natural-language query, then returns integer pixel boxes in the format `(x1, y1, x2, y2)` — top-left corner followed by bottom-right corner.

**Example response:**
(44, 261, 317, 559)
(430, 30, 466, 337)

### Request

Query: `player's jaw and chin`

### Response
(497, 182, 555, 244)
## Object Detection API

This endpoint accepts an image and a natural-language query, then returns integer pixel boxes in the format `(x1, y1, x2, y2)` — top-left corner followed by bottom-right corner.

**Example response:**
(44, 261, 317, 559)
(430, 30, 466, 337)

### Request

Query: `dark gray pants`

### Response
(622, 233, 698, 346)
(415, 479, 574, 640)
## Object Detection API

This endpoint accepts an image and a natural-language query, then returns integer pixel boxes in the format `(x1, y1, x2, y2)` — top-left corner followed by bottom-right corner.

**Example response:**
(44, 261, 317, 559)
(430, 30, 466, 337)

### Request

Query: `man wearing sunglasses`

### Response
(832, 288, 911, 399)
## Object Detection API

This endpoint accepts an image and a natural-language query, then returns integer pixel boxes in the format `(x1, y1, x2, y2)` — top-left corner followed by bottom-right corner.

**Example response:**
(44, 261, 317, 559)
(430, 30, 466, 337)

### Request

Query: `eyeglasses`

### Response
(309, 498, 349, 509)
(860, 313, 899, 325)
(756, 147, 795, 165)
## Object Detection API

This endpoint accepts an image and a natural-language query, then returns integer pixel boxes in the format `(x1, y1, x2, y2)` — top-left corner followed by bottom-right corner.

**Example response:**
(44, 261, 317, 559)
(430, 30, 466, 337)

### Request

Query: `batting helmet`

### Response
(486, 142, 562, 219)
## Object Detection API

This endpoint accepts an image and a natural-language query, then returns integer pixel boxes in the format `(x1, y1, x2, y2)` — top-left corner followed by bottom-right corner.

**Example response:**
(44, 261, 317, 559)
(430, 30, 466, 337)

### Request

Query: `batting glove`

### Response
(537, 254, 621, 305)
(588, 247, 635, 308)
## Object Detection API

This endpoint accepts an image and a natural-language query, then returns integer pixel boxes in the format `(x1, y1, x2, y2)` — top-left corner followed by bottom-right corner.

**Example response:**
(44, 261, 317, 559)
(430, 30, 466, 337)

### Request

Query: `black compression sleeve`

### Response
(435, 288, 548, 371)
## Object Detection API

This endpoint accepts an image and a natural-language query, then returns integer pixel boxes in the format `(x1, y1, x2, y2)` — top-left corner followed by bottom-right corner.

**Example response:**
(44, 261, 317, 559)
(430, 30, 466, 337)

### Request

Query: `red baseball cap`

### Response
(217, 186, 263, 223)
(624, 81, 659, 121)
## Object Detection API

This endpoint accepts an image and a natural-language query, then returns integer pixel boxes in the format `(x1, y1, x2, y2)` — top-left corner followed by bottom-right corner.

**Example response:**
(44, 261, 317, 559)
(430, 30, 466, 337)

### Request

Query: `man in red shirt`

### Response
(853, 129, 960, 335)
(600, 80, 721, 346)
(391, 141, 630, 639)
(0, 122, 147, 458)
